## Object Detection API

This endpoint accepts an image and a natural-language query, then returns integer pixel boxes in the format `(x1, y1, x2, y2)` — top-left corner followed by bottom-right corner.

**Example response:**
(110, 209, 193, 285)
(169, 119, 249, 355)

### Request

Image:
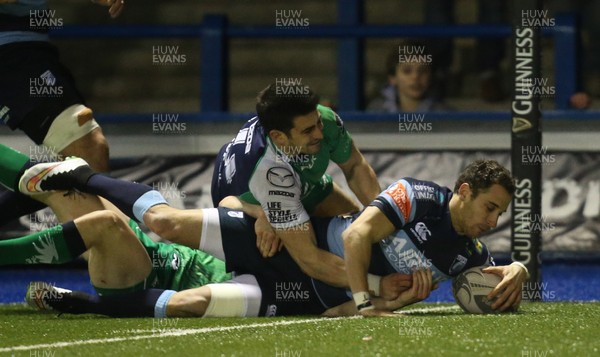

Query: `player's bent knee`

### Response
(165, 288, 211, 317)
(79, 210, 126, 245)
(203, 275, 262, 317)
(42, 104, 101, 154)
(145, 207, 179, 241)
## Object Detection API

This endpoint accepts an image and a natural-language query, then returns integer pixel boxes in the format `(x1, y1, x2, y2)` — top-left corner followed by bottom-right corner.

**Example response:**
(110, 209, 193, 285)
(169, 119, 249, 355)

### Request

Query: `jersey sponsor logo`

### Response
(268, 209, 298, 224)
(385, 182, 411, 223)
(410, 222, 431, 244)
(268, 190, 295, 197)
(227, 211, 244, 218)
(380, 235, 432, 273)
(449, 254, 468, 275)
(412, 184, 436, 200)
(267, 167, 295, 188)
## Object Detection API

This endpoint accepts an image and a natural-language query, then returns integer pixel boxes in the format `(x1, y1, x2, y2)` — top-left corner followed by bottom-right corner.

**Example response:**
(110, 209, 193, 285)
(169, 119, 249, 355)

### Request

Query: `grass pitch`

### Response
(0, 302, 598, 356)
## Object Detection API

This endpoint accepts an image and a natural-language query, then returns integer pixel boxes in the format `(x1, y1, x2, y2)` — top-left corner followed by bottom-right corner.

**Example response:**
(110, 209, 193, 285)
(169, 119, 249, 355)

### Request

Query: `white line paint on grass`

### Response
(402, 305, 460, 314)
(0, 305, 458, 352)
(0, 316, 356, 352)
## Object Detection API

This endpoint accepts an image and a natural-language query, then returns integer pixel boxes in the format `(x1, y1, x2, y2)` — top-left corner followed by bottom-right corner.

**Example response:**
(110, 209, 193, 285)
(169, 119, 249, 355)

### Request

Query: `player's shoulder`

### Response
(318, 105, 351, 149)
(381, 177, 450, 209)
(250, 144, 299, 187)
(317, 105, 345, 128)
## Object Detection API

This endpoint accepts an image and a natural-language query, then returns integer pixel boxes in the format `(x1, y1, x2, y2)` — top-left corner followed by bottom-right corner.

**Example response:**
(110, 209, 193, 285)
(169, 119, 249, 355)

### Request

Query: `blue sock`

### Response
(49, 289, 172, 317)
(84, 174, 167, 222)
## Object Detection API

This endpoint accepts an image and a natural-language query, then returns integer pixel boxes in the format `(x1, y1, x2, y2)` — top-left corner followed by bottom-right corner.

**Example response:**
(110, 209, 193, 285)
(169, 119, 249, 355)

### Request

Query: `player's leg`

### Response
(0, 144, 47, 226)
(28, 274, 263, 318)
(17, 157, 229, 253)
(18, 157, 169, 223)
(0, 143, 127, 223)
(0, 42, 108, 225)
(0, 208, 150, 292)
(45, 105, 110, 172)
(141, 205, 204, 249)
(166, 274, 262, 317)
(76, 210, 152, 290)
(312, 181, 360, 217)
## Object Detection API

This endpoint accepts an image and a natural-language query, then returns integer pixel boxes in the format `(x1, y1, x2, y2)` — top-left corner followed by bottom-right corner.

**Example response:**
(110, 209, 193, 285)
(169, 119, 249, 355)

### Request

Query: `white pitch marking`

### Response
(401, 305, 460, 314)
(0, 305, 457, 352)
(0, 316, 358, 352)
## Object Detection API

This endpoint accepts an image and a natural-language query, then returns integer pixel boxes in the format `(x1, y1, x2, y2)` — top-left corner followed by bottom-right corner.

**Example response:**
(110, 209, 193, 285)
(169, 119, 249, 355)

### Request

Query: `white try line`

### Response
(402, 305, 460, 314)
(0, 316, 355, 353)
(0, 305, 458, 352)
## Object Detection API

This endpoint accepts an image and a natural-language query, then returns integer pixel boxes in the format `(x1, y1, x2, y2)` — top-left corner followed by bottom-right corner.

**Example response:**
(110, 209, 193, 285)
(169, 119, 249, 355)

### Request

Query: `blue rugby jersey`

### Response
(326, 177, 494, 285)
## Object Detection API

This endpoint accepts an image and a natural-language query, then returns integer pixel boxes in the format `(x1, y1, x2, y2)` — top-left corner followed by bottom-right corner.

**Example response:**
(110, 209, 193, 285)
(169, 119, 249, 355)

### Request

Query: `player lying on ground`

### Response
(16, 149, 527, 316)
(0, 145, 411, 317)
(343, 159, 530, 316)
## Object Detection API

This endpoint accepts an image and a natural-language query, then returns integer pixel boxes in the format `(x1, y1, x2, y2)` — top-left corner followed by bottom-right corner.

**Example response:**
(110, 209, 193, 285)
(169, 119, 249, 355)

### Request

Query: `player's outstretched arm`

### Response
(277, 222, 348, 288)
(343, 206, 396, 316)
(337, 142, 380, 207)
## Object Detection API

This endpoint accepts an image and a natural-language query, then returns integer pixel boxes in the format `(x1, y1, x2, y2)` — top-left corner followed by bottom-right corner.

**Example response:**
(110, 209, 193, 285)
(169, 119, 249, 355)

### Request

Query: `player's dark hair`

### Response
(454, 159, 515, 197)
(256, 83, 320, 135)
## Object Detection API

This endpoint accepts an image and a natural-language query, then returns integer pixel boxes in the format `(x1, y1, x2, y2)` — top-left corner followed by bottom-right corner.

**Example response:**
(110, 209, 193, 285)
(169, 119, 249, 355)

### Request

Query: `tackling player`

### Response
(210, 84, 381, 281)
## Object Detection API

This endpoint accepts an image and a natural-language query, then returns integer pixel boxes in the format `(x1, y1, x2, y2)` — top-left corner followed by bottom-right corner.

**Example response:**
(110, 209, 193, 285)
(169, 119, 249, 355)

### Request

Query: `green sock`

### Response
(0, 144, 30, 191)
(0, 221, 87, 265)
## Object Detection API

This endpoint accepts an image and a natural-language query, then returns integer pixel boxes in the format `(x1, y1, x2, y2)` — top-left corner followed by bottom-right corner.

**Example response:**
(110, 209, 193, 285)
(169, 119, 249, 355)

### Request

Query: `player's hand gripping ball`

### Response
(452, 266, 518, 314)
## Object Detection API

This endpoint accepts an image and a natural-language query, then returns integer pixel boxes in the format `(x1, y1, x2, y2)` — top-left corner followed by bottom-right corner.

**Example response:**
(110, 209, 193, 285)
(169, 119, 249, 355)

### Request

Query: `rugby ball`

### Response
(452, 266, 511, 314)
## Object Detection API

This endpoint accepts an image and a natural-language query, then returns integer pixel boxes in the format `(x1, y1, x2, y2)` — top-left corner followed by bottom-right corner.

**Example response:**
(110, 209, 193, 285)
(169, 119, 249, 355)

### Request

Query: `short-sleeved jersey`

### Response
(211, 105, 353, 227)
(326, 178, 494, 285)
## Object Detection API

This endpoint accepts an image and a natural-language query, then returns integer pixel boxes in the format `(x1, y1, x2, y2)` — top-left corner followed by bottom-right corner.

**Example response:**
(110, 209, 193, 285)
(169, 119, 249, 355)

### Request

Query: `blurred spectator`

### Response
(368, 42, 450, 112)
(425, 0, 508, 102)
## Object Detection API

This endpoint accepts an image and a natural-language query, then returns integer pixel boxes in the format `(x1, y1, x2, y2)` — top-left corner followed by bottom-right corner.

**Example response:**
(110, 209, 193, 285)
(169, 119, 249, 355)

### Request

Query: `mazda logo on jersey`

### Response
(267, 167, 295, 188)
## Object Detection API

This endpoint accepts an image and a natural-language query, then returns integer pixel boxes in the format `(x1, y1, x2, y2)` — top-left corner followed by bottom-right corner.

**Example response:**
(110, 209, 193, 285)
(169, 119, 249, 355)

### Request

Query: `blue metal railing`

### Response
(94, 110, 600, 124)
(49, 6, 591, 121)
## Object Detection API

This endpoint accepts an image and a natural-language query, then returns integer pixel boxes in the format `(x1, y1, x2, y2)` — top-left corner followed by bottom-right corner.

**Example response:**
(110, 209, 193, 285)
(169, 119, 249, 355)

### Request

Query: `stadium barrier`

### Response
(48, 9, 590, 119)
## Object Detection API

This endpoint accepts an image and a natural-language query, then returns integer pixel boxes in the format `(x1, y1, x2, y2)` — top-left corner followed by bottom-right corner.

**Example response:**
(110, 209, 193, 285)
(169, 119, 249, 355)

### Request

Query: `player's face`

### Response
(391, 63, 431, 100)
(286, 110, 324, 155)
(458, 183, 512, 238)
